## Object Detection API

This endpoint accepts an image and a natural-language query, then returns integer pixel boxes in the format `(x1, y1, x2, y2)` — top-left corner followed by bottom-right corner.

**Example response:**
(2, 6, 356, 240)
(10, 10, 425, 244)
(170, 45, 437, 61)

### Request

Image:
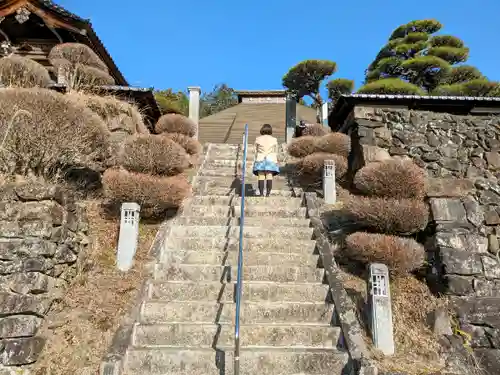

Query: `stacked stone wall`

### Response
(0, 181, 88, 368)
(342, 106, 500, 373)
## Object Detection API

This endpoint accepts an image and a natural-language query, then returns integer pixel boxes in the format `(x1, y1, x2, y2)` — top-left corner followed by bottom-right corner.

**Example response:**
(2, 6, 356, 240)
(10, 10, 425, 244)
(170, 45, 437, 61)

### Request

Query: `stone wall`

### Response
(0, 181, 88, 368)
(341, 106, 500, 374)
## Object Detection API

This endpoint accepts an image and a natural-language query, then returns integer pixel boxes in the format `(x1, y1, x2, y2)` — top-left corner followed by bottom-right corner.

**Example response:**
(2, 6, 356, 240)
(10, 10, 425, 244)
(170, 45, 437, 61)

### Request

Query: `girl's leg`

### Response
(257, 171, 265, 196)
(265, 172, 273, 197)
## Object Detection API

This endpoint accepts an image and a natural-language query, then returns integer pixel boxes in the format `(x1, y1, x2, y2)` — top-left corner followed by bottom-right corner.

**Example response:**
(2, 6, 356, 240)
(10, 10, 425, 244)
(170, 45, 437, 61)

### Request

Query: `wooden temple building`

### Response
(0, 0, 161, 126)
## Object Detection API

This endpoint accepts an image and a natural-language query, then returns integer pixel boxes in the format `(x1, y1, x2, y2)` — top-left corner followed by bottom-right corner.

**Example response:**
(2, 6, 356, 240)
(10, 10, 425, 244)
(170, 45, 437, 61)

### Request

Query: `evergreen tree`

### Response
(359, 19, 499, 96)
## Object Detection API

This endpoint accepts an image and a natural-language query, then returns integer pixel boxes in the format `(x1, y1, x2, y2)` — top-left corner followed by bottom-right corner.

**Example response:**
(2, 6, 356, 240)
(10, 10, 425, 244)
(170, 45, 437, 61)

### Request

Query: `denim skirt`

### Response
(252, 158, 280, 176)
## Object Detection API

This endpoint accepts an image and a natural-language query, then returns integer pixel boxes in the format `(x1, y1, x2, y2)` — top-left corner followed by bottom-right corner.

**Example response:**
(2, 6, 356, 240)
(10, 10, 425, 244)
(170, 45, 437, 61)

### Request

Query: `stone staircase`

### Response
(121, 144, 350, 374)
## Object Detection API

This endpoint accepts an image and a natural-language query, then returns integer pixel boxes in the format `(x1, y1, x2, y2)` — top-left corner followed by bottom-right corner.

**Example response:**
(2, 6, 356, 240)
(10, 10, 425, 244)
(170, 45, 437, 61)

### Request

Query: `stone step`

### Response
(182, 204, 307, 218)
(173, 216, 310, 227)
(188, 195, 303, 208)
(161, 249, 318, 266)
(153, 265, 325, 283)
(164, 236, 317, 253)
(197, 169, 255, 177)
(133, 323, 341, 349)
(140, 301, 335, 325)
(205, 159, 289, 168)
(125, 347, 349, 375)
(148, 281, 331, 303)
(193, 176, 289, 186)
(168, 225, 313, 240)
(206, 151, 288, 159)
(192, 185, 296, 197)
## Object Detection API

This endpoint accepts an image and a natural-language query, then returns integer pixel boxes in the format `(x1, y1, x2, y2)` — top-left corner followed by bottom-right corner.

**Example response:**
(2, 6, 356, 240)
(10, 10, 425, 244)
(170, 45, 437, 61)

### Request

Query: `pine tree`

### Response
(359, 19, 499, 96)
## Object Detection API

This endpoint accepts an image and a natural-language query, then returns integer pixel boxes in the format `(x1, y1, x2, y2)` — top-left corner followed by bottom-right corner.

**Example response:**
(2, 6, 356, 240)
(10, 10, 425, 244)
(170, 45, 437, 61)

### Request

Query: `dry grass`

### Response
(339, 271, 446, 375)
(0, 55, 52, 88)
(102, 168, 191, 218)
(118, 135, 190, 176)
(49, 43, 109, 72)
(155, 113, 196, 137)
(354, 159, 428, 199)
(67, 64, 115, 89)
(161, 132, 202, 156)
(344, 232, 425, 276)
(314, 132, 351, 157)
(302, 123, 330, 137)
(343, 196, 429, 234)
(287, 136, 317, 158)
(32, 201, 159, 375)
(65, 92, 146, 135)
(0, 87, 110, 177)
(296, 152, 348, 183)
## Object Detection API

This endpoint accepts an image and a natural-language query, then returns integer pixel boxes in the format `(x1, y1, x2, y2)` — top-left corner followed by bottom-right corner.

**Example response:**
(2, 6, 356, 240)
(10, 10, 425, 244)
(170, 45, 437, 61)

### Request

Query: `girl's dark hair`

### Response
(260, 123, 273, 135)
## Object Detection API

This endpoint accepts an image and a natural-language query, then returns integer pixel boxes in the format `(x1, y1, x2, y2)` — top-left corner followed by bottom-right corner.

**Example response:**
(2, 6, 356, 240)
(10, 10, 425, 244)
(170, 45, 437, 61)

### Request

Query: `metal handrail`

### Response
(234, 123, 248, 375)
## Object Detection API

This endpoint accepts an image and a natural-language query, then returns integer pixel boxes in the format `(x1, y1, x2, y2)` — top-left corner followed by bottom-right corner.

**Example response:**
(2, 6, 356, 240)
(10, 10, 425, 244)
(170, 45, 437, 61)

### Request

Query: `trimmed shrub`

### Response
(354, 159, 427, 199)
(155, 113, 196, 137)
(302, 123, 330, 137)
(0, 88, 109, 176)
(287, 136, 317, 158)
(357, 78, 426, 95)
(0, 55, 52, 88)
(344, 232, 425, 276)
(162, 132, 202, 156)
(314, 132, 351, 157)
(49, 43, 109, 72)
(102, 168, 191, 216)
(297, 152, 347, 182)
(118, 134, 190, 176)
(343, 196, 429, 234)
(66, 92, 145, 135)
(71, 64, 115, 87)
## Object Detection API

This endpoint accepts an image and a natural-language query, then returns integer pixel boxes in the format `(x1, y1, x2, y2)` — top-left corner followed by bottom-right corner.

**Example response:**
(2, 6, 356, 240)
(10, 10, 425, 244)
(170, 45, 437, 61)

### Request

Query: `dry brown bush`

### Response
(119, 134, 190, 176)
(354, 159, 428, 199)
(102, 168, 191, 216)
(66, 92, 145, 135)
(302, 123, 330, 137)
(155, 113, 196, 137)
(287, 136, 317, 158)
(314, 132, 351, 157)
(0, 88, 110, 176)
(343, 196, 429, 234)
(344, 232, 425, 275)
(49, 43, 109, 72)
(0, 55, 52, 88)
(69, 64, 115, 88)
(297, 152, 348, 182)
(162, 132, 202, 156)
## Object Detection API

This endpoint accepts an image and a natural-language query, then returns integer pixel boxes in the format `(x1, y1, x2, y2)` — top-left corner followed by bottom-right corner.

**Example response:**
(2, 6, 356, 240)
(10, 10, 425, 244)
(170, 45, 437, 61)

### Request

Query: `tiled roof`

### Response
(39, 0, 86, 22)
(235, 90, 287, 97)
(198, 102, 318, 144)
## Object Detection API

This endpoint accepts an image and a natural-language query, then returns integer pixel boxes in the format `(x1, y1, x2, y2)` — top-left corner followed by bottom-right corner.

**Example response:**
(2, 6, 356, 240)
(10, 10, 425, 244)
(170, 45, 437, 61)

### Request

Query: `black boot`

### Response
(258, 180, 265, 196)
(266, 179, 272, 197)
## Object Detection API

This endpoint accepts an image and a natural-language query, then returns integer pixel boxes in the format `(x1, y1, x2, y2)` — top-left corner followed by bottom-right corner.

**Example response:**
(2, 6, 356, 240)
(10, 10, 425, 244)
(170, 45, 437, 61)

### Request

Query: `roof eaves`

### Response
(38, 0, 85, 22)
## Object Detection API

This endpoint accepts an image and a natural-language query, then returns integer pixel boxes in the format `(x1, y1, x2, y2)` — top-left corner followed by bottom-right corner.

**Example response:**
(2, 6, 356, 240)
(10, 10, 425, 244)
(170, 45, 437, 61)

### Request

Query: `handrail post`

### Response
(234, 123, 248, 375)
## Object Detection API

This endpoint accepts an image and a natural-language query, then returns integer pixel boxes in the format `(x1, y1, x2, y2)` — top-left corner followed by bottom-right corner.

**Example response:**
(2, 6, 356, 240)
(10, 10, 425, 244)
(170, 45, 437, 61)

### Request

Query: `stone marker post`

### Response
(116, 202, 140, 272)
(323, 160, 336, 204)
(188, 86, 201, 140)
(285, 93, 297, 143)
(322, 102, 329, 128)
(368, 263, 395, 355)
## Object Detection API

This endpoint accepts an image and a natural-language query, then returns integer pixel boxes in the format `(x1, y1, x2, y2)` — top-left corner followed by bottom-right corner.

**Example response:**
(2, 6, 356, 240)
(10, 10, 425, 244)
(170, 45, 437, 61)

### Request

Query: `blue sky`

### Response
(59, 0, 500, 96)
